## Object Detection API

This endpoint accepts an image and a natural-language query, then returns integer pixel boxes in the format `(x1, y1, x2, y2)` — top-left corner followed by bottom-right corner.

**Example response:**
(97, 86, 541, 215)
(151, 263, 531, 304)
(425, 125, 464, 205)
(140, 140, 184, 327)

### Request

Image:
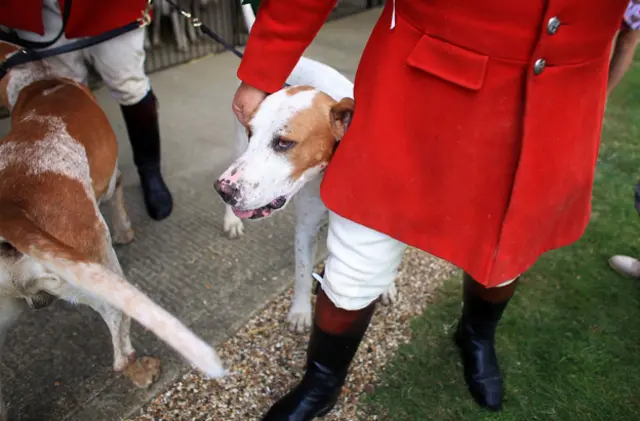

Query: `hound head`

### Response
(215, 85, 354, 219)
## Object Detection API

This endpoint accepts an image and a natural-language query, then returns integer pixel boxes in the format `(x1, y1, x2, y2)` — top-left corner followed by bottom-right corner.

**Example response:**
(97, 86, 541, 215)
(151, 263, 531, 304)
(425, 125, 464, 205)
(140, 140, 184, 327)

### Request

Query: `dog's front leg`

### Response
(380, 281, 399, 306)
(223, 205, 244, 239)
(0, 297, 26, 420)
(289, 182, 327, 333)
(84, 247, 161, 388)
(222, 118, 250, 239)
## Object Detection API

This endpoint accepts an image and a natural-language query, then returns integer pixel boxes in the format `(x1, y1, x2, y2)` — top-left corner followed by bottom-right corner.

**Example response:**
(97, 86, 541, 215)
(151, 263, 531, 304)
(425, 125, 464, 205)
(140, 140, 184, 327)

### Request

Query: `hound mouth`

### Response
(232, 196, 287, 219)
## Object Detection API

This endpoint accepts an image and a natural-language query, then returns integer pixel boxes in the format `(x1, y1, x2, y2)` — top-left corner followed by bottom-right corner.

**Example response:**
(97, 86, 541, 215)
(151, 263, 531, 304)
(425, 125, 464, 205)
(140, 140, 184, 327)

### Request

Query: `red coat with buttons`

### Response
(238, 0, 629, 287)
(0, 0, 149, 38)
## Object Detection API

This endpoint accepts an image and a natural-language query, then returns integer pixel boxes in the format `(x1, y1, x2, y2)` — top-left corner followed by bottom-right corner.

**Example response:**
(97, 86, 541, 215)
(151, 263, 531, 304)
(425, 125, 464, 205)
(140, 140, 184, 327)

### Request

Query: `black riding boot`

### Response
(454, 273, 517, 411)
(120, 89, 173, 220)
(262, 287, 375, 420)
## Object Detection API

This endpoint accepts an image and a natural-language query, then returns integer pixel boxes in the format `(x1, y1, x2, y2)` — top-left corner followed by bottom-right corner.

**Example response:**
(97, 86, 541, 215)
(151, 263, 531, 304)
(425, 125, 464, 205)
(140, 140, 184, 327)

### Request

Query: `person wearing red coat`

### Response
(233, 0, 630, 418)
(0, 0, 173, 220)
(608, 0, 640, 95)
(608, 1, 640, 277)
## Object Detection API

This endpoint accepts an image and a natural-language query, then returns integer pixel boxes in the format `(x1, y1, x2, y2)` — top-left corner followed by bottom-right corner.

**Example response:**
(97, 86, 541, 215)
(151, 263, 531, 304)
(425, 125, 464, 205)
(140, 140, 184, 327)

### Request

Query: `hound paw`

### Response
(122, 355, 162, 389)
(287, 307, 312, 333)
(380, 283, 399, 306)
(112, 228, 135, 245)
(224, 212, 245, 239)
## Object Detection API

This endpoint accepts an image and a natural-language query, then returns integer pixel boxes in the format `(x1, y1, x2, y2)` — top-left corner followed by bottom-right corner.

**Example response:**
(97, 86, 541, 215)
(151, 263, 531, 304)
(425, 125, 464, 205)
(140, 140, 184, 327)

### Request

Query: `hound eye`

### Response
(273, 137, 296, 152)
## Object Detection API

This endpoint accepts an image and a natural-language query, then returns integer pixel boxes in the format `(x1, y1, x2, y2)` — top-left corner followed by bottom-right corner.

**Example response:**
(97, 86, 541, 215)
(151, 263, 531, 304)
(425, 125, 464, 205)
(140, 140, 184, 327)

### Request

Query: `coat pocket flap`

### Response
(407, 35, 489, 91)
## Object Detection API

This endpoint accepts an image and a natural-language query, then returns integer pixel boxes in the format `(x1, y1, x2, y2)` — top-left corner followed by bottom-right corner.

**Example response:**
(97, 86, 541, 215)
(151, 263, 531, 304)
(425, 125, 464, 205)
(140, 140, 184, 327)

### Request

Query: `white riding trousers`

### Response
(322, 211, 517, 311)
(13, 0, 150, 105)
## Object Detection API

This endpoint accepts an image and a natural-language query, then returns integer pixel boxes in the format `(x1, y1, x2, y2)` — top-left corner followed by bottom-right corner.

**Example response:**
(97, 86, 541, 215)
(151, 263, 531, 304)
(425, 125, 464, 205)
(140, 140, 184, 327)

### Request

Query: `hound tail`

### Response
(0, 203, 226, 379)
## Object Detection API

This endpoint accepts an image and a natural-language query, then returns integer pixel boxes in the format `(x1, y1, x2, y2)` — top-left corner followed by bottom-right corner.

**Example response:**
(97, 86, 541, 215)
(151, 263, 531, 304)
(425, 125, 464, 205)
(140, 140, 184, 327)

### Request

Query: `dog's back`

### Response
(286, 57, 354, 101)
(9, 78, 117, 198)
(0, 78, 118, 263)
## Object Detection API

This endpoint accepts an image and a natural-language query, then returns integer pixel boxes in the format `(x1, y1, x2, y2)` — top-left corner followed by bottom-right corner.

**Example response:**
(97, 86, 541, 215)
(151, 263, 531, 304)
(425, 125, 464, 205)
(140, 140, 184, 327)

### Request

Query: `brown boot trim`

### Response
(315, 288, 376, 336)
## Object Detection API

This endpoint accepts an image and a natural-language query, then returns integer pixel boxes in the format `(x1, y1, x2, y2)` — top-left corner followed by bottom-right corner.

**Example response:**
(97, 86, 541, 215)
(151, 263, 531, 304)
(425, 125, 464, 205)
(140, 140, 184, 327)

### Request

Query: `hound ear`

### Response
(329, 97, 355, 140)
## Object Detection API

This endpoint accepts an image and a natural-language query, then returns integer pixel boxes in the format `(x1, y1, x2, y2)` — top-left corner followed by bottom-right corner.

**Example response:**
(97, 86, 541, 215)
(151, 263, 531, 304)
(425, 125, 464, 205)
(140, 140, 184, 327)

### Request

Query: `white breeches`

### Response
(322, 211, 518, 311)
(13, 0, 150, 105)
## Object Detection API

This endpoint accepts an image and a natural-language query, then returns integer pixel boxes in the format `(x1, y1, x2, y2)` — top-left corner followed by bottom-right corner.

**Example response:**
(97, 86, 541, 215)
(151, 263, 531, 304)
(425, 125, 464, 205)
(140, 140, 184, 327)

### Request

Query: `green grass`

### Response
(363, 60, 640, 421)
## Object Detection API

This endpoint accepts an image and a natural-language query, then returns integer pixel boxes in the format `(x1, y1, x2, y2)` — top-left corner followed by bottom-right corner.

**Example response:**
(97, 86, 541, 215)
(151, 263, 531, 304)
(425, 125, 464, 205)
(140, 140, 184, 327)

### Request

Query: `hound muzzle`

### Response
(214, 178, 287, 220)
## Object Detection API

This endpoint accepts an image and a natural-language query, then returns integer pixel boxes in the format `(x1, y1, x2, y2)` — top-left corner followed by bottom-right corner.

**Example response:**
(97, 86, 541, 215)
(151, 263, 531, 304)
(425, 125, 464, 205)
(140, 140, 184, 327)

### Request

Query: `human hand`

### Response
(232, 82, 268, 126)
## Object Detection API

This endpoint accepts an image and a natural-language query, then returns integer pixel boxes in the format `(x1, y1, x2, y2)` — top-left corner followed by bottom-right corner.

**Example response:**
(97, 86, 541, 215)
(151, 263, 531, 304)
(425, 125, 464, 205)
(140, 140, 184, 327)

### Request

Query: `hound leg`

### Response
(222, 117, 249, 239)
(288, 182, 326, 333)
(380, 282, 400, 306)
(79, 247, 161, 388)
(107, 170, 135, 245)
(224, 205, 245, 239)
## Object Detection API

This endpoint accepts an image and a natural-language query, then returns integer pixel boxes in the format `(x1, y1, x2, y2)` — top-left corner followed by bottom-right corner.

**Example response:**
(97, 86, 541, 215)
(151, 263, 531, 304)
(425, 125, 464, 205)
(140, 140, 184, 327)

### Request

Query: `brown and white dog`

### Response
(0, 41, 224, 417)
(215, 57, 398, 333)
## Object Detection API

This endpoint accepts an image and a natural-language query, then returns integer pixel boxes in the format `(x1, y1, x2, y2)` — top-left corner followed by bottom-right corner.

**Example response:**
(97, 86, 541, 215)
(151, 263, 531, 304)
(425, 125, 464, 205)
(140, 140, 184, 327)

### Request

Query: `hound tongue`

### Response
(232, 197, 286, 219)
(231, 209, 256, 219)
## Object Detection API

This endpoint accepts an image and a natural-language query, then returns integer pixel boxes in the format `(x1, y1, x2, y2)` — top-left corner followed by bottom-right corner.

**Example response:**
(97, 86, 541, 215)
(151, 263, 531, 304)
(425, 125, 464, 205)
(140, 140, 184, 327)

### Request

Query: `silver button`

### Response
(547, 16, 561, 35)
(533, 58, 546, 75)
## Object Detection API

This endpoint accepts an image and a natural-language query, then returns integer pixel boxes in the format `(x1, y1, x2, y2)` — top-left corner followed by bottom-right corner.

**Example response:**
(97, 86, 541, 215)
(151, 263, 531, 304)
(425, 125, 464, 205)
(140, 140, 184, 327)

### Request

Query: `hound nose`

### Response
(214, 179, 240, 205)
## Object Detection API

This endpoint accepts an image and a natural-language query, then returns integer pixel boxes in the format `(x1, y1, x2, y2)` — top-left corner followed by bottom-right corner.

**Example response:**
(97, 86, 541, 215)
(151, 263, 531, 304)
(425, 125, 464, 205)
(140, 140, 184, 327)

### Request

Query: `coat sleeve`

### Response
(237, 0, 338, 93)
(0, 0, 151, 38)
(0, 0, 46, 35)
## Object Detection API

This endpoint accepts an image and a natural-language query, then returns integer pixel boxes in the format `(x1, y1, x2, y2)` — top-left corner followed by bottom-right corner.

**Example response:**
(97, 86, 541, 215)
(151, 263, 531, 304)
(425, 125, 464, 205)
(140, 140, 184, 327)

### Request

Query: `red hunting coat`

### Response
(0, 0, 149, 38)
(238, 0, 629, 286)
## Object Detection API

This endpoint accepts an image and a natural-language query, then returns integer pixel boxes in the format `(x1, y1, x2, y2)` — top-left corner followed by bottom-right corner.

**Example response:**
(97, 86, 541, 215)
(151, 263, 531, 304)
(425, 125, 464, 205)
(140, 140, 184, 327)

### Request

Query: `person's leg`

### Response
(454, 273, 518, 411)
(608, 181, 640, 279)
(12, 0, 90, 85)
(262, 211, 407, 420)
(87, 28, 173, 220)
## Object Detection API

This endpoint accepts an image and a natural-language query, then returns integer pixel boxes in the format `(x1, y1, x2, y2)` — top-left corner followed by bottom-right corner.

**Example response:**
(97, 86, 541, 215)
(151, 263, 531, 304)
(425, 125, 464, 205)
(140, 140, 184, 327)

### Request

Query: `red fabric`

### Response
(238, 0, 339, 93)
(0, 0, 150, 38)
(239, 0, 628, 287)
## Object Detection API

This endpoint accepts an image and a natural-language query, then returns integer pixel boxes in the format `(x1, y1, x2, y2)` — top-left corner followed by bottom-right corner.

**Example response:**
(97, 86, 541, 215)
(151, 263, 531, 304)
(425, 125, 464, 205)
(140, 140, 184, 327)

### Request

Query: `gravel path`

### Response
(133, 248, 455, 421)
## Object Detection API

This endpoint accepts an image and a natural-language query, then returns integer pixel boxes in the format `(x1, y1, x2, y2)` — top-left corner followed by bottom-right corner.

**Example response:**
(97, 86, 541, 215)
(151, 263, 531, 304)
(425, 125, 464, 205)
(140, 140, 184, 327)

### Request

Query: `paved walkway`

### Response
(0, 9, 380, 421)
